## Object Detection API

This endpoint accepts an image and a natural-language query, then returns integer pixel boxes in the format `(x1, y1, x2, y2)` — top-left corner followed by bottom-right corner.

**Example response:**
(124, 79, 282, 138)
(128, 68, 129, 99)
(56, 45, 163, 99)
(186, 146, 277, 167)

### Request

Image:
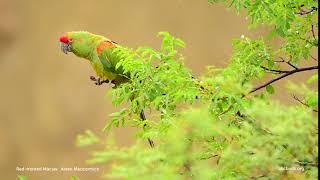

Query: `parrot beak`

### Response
(60, 42, 72, 54)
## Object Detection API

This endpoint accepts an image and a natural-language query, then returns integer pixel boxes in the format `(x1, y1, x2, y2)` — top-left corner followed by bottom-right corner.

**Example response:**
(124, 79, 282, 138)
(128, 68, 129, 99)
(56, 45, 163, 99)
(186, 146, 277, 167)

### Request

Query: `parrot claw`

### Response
(89, 76, 109, 85)
(90, 76, 97, 81)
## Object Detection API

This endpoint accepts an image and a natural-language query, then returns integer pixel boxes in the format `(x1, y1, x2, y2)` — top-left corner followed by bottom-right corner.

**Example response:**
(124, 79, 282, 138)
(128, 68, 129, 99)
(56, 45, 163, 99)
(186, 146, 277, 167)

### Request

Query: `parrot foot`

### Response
(89, 76, 109, 85)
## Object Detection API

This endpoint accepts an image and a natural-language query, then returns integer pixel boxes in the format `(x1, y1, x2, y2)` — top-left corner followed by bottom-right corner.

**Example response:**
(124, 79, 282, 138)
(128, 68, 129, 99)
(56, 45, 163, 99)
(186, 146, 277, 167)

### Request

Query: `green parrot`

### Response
(59, 31, 128, 85)
(59, 31, 154, 147)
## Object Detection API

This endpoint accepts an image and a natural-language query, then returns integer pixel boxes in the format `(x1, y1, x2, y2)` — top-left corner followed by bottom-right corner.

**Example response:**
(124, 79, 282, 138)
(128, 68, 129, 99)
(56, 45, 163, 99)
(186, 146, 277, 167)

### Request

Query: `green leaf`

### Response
(275, 27, 286, 37)
(307, 74, 318, 84)
(174, 38, 186, 48)
(266, 85, 275, 94)
(17, 175, 28, 180)
(267, 29, 277, 40)
(76, 130, 99, 147)
(70, 175, 80, 180)
(305, 95, 318, 107)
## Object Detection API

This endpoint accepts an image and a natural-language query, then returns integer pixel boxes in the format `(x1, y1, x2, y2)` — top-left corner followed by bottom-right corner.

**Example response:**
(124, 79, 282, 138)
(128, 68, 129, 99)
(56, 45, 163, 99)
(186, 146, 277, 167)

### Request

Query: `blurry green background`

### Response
(0, 0, 316, 179)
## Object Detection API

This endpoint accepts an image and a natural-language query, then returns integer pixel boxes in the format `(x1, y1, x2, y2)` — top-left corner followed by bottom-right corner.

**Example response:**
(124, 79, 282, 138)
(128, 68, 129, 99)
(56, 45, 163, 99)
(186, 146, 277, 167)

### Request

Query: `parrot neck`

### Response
(85, 37, 108, 61)
(72, 37, 102, 61)
(84, 45, 98, 61)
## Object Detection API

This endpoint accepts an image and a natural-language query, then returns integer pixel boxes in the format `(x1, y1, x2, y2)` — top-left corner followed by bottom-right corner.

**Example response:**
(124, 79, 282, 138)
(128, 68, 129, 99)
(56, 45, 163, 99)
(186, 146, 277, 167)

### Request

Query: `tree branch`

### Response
(259, 66, 291, 73)
(292, 95, 318, 112)
(287, 61, 299, 70)
(295, 7, 317, 15)
(311, 24, 317, 41)
(310, 55, 318, 62)
(200, 154, 218, 160)
(295, 160, 318, 167)
(276, 57, 299, 69)
(249, 66, 318, 94)
(250, 174, 266, 179)
(140, 110, 155, 148)
(278, 57, 298, 70)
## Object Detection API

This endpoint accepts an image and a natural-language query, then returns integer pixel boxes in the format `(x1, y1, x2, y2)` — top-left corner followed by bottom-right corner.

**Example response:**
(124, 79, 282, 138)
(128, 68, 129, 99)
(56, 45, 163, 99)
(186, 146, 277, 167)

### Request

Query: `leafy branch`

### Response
(140, 110, 155, 148)
(74, 1, 318, 179)
(292, 94, 318, 112)
(259, 66, 291, 74)
(275, 57, 299, 70)
(250, 65, 318, 94)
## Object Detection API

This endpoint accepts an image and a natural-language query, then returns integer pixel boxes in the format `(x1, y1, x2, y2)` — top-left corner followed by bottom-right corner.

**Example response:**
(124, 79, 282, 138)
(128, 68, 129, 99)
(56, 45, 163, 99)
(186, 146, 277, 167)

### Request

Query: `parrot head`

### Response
(59, 31, 100, 59)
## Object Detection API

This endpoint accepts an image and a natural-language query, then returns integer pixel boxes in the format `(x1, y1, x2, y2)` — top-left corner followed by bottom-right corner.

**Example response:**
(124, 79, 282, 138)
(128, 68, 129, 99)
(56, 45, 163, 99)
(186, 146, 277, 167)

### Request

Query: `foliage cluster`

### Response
(74, 0, 318, 179)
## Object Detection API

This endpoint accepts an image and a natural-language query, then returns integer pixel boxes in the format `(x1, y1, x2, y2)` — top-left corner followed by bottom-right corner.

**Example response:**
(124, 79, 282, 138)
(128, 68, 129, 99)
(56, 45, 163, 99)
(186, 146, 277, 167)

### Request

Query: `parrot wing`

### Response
(96, 40, 129, 85)
(96, 40, 119, 74)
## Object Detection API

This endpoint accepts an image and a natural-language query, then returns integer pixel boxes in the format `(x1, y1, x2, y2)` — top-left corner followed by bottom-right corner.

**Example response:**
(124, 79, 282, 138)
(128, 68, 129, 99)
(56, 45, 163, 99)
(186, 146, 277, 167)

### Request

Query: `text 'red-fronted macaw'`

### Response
(59, 31, 128, 85)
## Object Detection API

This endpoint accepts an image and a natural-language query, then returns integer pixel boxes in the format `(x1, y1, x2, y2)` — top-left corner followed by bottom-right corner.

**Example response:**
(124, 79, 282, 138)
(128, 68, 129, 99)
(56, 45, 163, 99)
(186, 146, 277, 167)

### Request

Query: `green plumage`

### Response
(63, 31, 128, 84)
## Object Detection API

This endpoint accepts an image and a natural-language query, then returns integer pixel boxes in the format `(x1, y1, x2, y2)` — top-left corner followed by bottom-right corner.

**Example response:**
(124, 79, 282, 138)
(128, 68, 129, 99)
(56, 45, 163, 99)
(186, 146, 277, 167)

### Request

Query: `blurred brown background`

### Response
(0, 0, 316, 179)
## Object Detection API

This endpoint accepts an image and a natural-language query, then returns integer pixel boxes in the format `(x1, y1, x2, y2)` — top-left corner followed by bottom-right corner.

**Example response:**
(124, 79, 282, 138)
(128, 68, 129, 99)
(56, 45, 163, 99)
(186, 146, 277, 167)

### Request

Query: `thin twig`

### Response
(260, 66, 291, 73)
(278, 57, 298, 70)
(278, 57, 285, 62)
(311, 24, 317, 41)
(200, 154, 218, 160)
(295, 161, 318, 167)
(287, 61, 299, 70)
(140, 110, 155, 148)
(219, 104, 234, 116)
(250, 66, 318, 94)
(250, 174, 266, 179)
(310, 55, 318, 62)
(182, 133, 193, 177)
(273, 60, 284, 63)
(295, 7, 317, 15)
(292, 95, 318, 112)
(209, 64, 318, 115)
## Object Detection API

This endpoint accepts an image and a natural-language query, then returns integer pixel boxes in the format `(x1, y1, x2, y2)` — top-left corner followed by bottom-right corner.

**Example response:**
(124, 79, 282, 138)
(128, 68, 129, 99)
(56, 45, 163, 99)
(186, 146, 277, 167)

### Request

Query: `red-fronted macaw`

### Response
(59, 31, 128, 85)
(59, 31, 154, 147)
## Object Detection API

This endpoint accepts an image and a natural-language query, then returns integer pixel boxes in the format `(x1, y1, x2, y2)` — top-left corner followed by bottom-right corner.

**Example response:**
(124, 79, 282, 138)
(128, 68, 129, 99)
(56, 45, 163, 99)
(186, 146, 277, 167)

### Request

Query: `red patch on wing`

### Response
(96, 40, 116, 54)
(59, 34, 70, 44)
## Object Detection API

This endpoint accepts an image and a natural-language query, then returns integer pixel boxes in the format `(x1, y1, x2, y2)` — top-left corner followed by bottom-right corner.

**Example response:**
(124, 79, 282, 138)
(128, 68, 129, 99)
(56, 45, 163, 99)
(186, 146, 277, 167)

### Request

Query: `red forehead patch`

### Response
(59, 35, 69, 44)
